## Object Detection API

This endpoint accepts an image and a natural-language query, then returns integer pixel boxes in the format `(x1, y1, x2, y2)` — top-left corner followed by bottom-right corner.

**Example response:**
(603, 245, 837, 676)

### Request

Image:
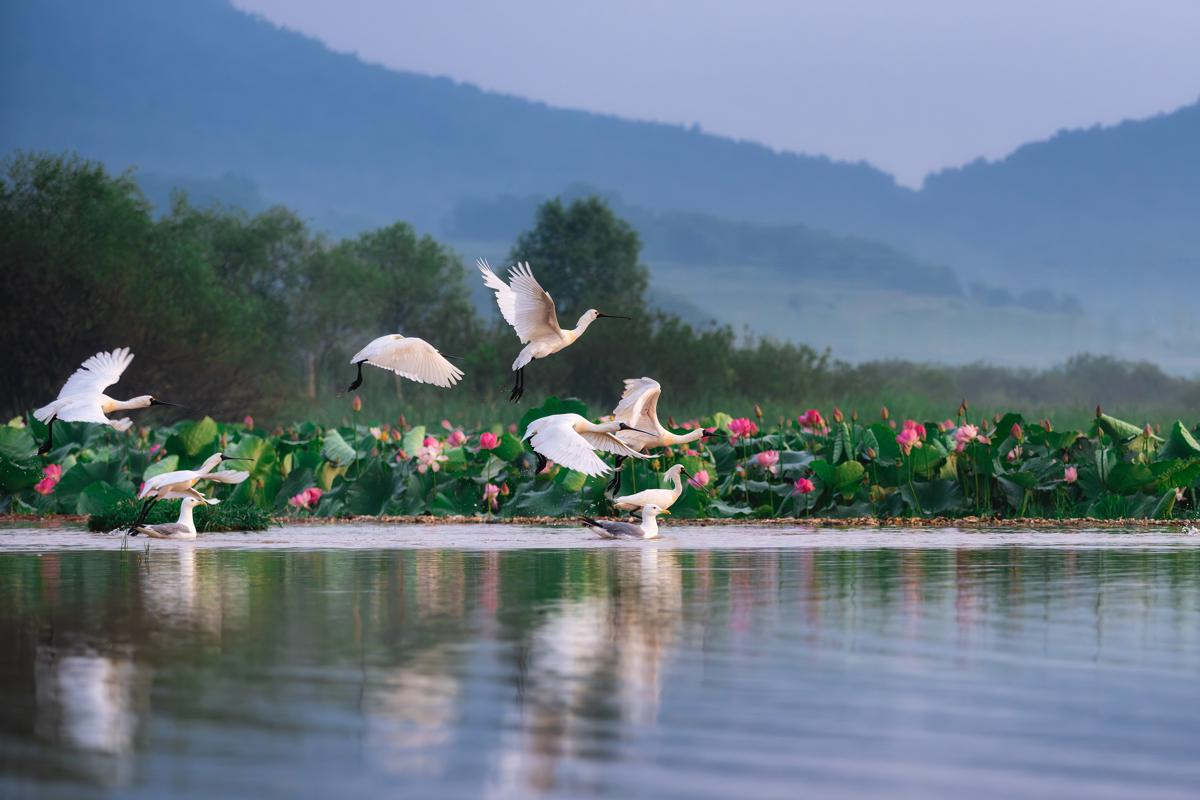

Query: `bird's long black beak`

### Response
(150, 398, 181, 407)
(618, 423, 654, 436)
(597, 312, 631, 320)
(681, 468, 693, 480)
(220, 455, 252, 462)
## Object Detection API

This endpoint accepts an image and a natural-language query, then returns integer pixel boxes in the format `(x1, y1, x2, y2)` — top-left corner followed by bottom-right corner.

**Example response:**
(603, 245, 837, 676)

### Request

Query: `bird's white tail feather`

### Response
(207, 469, 249, 485)
(110, 417, 134, 432)
(33, 400, 63, 423)
(512, 345, 535, 371)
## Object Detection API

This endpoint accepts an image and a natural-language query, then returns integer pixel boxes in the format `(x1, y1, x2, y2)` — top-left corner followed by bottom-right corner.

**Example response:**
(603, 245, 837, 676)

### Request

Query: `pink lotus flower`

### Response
(937, 419, 955, 433)
(149, 443, 163, 457)
(798, 409, 825, 430)
(423, 435, 440, 449)
(33, 464, 63, 495)
(448, 429, 467, 447)
(288, 486, 323, 511)
(754, 450, 779, 473)
(902, 419, 927, 440)
(416, 446, 448, 474)
(243, 415, 254, 430)
(351, 395, 362, 413)
(1007, 446, 1022, 462)
(688, 469, 710, 488)
(441, 419, 453, 431)
(1011, 423, 1023, 441)
(728, 418, 758, 440)
(483, 482, 500, 511)
(479, 432, 499, 450)
(507, 423, 518, 434)
(896, 427, 923, 456)
(793, 477, 815, 495)
(682, 447, 699, 457)
(1064, 466, 1078, 483)
(954, 424, 980, 452)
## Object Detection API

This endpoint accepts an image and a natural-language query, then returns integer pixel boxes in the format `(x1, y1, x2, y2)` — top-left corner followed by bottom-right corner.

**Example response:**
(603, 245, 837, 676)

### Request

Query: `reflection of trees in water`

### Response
(2, 546, 1200, 794)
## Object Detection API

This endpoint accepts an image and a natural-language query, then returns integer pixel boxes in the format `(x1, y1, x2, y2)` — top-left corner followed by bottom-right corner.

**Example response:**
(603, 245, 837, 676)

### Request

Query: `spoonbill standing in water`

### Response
(522, 413, 651, 477)
(582, 504, 667, 539)
(612, 463, 693, 513)
(607, 377, 714, 493)
(128, 452, 249, 533)
(344, 334, 464, 393)
(478, 259, 630, 401)
(133, 496, 202, 540)
(33, 348, 178, 455)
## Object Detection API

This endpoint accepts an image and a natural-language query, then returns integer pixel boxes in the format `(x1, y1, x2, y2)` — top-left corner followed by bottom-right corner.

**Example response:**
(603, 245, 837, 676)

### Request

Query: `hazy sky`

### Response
(233, 0, 1200, 187)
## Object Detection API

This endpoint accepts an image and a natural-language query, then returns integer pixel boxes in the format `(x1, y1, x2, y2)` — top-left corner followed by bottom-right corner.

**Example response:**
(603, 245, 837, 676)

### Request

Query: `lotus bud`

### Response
(1144, 423, 1153, 438)
(1011, 423, 1023, 441)
(1096, 405, 1102, 418)
(993, 413, 1001, 424)
(866, 447, 877, 459)
(1155, 423, 1162, 435)
(851, 409, 859, 422)
(833, 406, 844, 424)
(499, 482, 510, 496)
(668, 416, 678, 428)
(243, 415, 254, 430)
(880, 406, 889, 420)
(960, 398, 968, 413)
(398, 414, 408, 430)
(1041, 418, 1051, 432)
(752, 403, 763, 420)
(352, 395, 362, 413)
(220, 433, 228, 450)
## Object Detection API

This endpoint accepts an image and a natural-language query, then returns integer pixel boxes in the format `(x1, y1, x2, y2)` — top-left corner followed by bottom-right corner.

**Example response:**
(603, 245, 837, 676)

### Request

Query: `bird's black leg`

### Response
(606, 456, 626, 494)
(128, 497, 158, 535)
(345, 361, 365, 394)
(509, 367, 525, 403)
(37, 417, 56, 456)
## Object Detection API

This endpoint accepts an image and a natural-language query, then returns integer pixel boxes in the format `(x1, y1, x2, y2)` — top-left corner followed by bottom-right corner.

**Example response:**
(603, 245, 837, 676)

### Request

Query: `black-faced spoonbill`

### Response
(522, 413, 651, 477)
(344, 334, 464, 393)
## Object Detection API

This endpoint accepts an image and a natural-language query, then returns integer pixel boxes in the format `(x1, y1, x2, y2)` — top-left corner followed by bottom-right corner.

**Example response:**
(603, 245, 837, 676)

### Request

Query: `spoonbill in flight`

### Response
(522, 413, 651, 477)
(133, 496, 202, 539)
(128, 452, 249, 533)
(33, 348, 178, 455)
(582, 504, 667, 540)
(608, 377, 715, 492)
(612, 463, 693, 513)
(478, 259, 630, 401)
(344, 334, 464, 393)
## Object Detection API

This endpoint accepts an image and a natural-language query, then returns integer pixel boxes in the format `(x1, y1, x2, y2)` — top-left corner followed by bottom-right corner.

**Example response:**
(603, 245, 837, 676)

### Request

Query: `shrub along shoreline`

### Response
(3, 395, 1200, 529)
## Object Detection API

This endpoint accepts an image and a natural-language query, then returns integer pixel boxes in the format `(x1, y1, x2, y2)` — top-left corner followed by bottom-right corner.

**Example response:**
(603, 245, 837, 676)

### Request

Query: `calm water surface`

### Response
(1, 525, 1198, 799)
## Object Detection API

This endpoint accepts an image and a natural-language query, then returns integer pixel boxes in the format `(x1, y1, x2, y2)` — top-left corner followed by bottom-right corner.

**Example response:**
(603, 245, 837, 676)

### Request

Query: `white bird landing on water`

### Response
(522, 413, 651, 477)
(133, 497, 202, 540)
(478, 259, 631, 402)
(582, 504, 668, 540)
(612, 463, 693, 513)
(33, 348, 178, 455)
(344, 334, 464, 393)
(608, 377, 716, 493)
(129, 452, 250, 533)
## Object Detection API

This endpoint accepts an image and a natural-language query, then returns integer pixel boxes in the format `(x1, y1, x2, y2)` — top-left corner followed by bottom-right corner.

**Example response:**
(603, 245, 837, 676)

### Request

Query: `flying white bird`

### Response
(129, 452, 250, 533)
(133, 496, 202, 540)
(344, 334, 464, 393)
(612, 463, 693, 513)
(607, 377, 716, 492)
(582, 504, 668, 540)
(478, 259, 630, 401)
(522, 413, 651, 477)
(33, 348, 178, 455)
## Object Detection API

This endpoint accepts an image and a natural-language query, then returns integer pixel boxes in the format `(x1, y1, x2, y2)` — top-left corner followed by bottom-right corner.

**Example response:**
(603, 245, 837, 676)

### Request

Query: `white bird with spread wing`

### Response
(478, 259, 631, 402)
(522, 414, 651, 477)
(607, 377, 716, 493)
(344, 334, 464, 394)
(33, 348, 178, 455)
(128, 452, 250, 533)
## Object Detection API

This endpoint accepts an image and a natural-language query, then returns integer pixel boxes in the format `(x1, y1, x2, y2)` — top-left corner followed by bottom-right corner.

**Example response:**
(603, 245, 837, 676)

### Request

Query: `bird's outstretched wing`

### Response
(507, 262, 561, 343)
(356, 335, 464, 388)
(477, 259, 519, 330)
(139, 468, 196, 498)
(50, 398, 116, 425)
(578, 430, 648, 459)
(57, 348, 134, 399)
(203, 470, 250, 485)
(612, 377, 662, 434)
(138, 523, 195, 539)
(525, 416, 611, 476)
